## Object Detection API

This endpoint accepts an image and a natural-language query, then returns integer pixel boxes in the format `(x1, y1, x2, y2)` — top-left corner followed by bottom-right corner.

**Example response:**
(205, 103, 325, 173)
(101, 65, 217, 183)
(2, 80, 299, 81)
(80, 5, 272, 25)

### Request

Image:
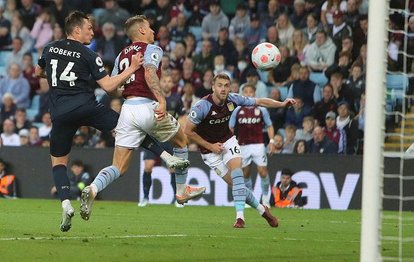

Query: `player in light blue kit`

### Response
(184, 73, 295, 228)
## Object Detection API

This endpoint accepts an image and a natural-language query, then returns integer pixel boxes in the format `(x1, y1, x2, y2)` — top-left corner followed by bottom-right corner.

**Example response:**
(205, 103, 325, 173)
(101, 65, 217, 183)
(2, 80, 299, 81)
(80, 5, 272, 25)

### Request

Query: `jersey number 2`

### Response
(50, 59, 78, 87)
(119, 58, 136, 84)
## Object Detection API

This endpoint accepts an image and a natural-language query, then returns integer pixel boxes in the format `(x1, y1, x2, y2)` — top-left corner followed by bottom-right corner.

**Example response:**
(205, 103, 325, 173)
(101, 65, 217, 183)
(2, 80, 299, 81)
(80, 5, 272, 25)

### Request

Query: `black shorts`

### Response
(143, 141, 174, 161)
(50, 101, 119, 157)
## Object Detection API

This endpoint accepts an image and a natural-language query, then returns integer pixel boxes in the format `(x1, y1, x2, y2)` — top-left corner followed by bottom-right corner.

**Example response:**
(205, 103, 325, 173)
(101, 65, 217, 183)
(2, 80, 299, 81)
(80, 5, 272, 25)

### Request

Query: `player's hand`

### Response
(154, 102, 167, 121)
(210, 143, 224, 154)
(131, 52, 144, 70)
(283, 98, 296, 107)
(268, 142, 275, 155)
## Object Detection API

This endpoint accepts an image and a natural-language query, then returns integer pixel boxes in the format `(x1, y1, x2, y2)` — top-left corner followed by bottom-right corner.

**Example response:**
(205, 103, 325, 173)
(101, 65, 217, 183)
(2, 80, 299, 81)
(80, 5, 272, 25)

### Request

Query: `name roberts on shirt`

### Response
(48, 47, 81, 58)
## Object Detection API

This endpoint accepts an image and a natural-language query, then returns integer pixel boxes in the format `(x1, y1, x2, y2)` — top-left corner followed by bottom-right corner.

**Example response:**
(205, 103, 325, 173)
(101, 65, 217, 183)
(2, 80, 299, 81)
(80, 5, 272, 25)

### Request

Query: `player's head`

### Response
(160, 74, 173, 93)
(65, 11, 93, 45)
(124, 15, 154, 44)
(212, 73, 231, 103)
(241, 84, 256, 97)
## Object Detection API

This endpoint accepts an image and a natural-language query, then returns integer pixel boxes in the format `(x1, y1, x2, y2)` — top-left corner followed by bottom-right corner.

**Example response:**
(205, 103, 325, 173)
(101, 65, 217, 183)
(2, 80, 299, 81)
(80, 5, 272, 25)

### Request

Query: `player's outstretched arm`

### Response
(97, 53, 143, 92)
(34, 65, 46, 78)
(144, 65, 167, 120)
(184, 119, 224, 154)
(255, 98, 296, 108)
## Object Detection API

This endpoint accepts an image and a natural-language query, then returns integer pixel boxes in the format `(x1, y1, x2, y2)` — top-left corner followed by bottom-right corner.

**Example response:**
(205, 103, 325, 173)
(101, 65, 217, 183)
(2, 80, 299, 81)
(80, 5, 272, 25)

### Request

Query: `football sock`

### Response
(231, 168, 246, 216)
(170, 172, 177, 195)
(244, 177, 253, 190)
(261, 174, 270, 196)
(92, 165, 120, 193)
(246, 187, 265, 214)
(61, 199, 72, 210)
(52, 165, 70, 202)
(141, 135, 164, 156)
(174, 146, 188, 195)
(142, 171, 152, 199)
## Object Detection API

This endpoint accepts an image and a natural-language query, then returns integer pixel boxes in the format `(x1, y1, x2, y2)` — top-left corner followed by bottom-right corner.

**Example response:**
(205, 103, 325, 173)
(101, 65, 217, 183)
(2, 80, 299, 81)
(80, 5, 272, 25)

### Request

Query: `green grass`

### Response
(0, 199, 413, 262)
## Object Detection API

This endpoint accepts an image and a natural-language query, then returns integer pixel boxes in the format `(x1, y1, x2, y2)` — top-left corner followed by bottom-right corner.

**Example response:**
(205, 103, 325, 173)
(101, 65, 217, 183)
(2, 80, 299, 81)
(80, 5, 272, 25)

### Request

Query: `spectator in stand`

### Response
(229, 3, 250, 41)
(276, 13, 295, 46)
(170, 13, 188, 43)
(153, 0, 181, 31)
(271, 134, 285, 154)
(355, 92, 365, 154)
(344, 62, 365, 111)
(345, 0, 361, 31)
(234, 56, 250, 84)
(13, 108, 31, 133)
(182, 58, 202, 90)
(288, 29, 309, 65)
(34, 78, 50, 122)
(244, 13, 267, 51)
(192, 39, 214, 75)
(0, 63, 30, 109)
(285, 97, 312, 129)
(160, 54, 172, 75)
(38, 112, 52, 138)
(0, 4, 11, 49)
(3, 0, 17, 22)
(186, 2, 203, 28)
(213, 27, 237, 68)
(269, 46, 299, 88)
(354, 43, 367, 73)
(195, 69, 213, 98)
(353, 14, 368, 54)
(260, 0, 282, 29)
(307, 126, 338, 154)
(293, 139, 308, 154)
(325, 50, 352, 79)
(52, 23, 64, 41)
(320, 0, 347, 30)
(183, 32, 196, 58)
(282, 124, 297, 154)
(284, 63, 301, 86)
(18, 128, 29, 146)
(230, 79, 240, 93)
(0, 93, 16, 121)
(295, 115, 314, 141)
(289, 0, 308, 29)
(22, 52, 39, 99)
(1, 119, 19, 146)
(234, 36, 249, 63)
(324, 111, 345, 154)
(30, 9, 54, 54)
(170, 41, 186, 69)
(155, 25, 174, 54)
(330, 72, 355, 112)
(18, 0, 42, 30)
(287, 66, 321, 108)
(213, 54, 232, 79)
(201, 0, 228, 41)
(10, 12, 33, 54)
(268, 88, 287, 133)
(270, 168, 303, 208)
(96, 22, 125, 67)
(328, 10, 352, 49)
(28, 125, 42, 146)
(240, 69, 268, 98)
(406, 16, 414, 72)
(302, 12, 321, 44)
(336, 101, 359, 155)
(336, 36, 358, 62)
(312, 83, 337, 127)
(304, 29, 337, 72)
(181, 81, 199, 115)
(5, 36, 25, 69)
(265, 25, 281, 47)
(170, 67, 184, 94)
(96, 0, 130, 35)
(49, 0, 71, 29)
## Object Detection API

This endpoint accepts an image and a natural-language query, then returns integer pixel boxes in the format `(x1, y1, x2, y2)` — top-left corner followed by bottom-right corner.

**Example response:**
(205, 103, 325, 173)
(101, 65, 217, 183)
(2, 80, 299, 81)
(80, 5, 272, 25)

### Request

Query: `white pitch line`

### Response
(0, 234, 187, 241)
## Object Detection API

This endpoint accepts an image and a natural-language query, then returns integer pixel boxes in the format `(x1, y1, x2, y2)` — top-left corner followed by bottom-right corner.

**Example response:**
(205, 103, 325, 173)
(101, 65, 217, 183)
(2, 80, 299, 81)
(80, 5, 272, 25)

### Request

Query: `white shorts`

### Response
(201, 136, 241, 178)
(115, 97, 180, 148)
(241, 143, 268, 168)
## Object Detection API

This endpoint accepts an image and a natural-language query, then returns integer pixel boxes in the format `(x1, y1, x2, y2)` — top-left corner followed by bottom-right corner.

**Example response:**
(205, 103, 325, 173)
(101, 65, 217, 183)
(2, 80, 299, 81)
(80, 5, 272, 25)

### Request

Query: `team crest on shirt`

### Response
(151, 52, 159, 62)
(190, 110, 197, 118)
(254, 108, 260, 116)
(227, 102, 234, 111)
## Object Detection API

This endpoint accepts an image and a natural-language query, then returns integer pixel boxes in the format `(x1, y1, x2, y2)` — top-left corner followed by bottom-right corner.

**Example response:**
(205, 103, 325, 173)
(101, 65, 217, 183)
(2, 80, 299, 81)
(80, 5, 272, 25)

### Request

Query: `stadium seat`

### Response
(189, 26, 202, 41)
(278, 86, 289, 100)
(386, 73, 409, 110)
(0, 51, 11, 67)
(26, 95, 40, 121)
(309, 72, 328, 88)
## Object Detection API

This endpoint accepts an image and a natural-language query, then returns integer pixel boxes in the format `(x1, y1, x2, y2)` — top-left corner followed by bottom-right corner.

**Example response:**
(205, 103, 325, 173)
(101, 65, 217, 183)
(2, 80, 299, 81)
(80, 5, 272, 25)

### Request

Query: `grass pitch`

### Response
(0, 199, 412, 262)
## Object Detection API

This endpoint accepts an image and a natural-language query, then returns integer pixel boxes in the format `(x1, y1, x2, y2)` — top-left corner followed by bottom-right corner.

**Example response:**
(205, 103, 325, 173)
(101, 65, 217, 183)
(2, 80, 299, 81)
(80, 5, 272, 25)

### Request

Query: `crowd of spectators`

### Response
(0, 0, 413, 155)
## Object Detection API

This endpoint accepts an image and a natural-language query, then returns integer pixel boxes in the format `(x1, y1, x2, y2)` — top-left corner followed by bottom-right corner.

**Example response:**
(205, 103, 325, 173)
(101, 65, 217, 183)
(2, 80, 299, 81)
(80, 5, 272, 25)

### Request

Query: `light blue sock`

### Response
(93, 165, 120, 193)
(173, 146, 188, 185)
(231, 168, 246, 212)
(245, 188, 260, 209)
(244, 177, 253, 190)
(261, 174, 270, 196)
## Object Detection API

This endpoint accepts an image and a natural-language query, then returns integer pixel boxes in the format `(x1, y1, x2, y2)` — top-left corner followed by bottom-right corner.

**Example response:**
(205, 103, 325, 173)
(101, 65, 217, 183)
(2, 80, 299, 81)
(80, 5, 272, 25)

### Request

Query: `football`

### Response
(251, 42, 281, 70)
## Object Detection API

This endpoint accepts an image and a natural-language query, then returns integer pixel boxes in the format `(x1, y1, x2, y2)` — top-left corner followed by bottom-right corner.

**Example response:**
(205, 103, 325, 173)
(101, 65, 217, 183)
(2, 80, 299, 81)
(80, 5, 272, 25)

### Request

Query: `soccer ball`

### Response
(251, 42, 281, 70)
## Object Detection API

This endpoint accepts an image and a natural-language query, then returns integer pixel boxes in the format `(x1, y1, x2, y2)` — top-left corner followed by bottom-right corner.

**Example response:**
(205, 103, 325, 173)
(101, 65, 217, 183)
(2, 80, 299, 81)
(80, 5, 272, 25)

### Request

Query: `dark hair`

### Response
(71, 160, 84, 167)
(293, 139, 308, 154)
(281, 168, 294, 176)
(65, 11, 89, 36)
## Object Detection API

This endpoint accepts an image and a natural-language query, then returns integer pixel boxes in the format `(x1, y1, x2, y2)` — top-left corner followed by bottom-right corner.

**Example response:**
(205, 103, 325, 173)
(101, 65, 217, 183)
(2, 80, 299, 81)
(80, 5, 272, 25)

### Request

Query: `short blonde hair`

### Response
(124, 15, 148, 39)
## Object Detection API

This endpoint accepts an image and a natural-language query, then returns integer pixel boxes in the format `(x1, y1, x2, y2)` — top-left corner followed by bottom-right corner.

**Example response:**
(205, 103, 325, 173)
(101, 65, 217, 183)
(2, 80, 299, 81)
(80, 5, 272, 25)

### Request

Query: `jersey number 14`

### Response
(50, 59, 78, 87)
